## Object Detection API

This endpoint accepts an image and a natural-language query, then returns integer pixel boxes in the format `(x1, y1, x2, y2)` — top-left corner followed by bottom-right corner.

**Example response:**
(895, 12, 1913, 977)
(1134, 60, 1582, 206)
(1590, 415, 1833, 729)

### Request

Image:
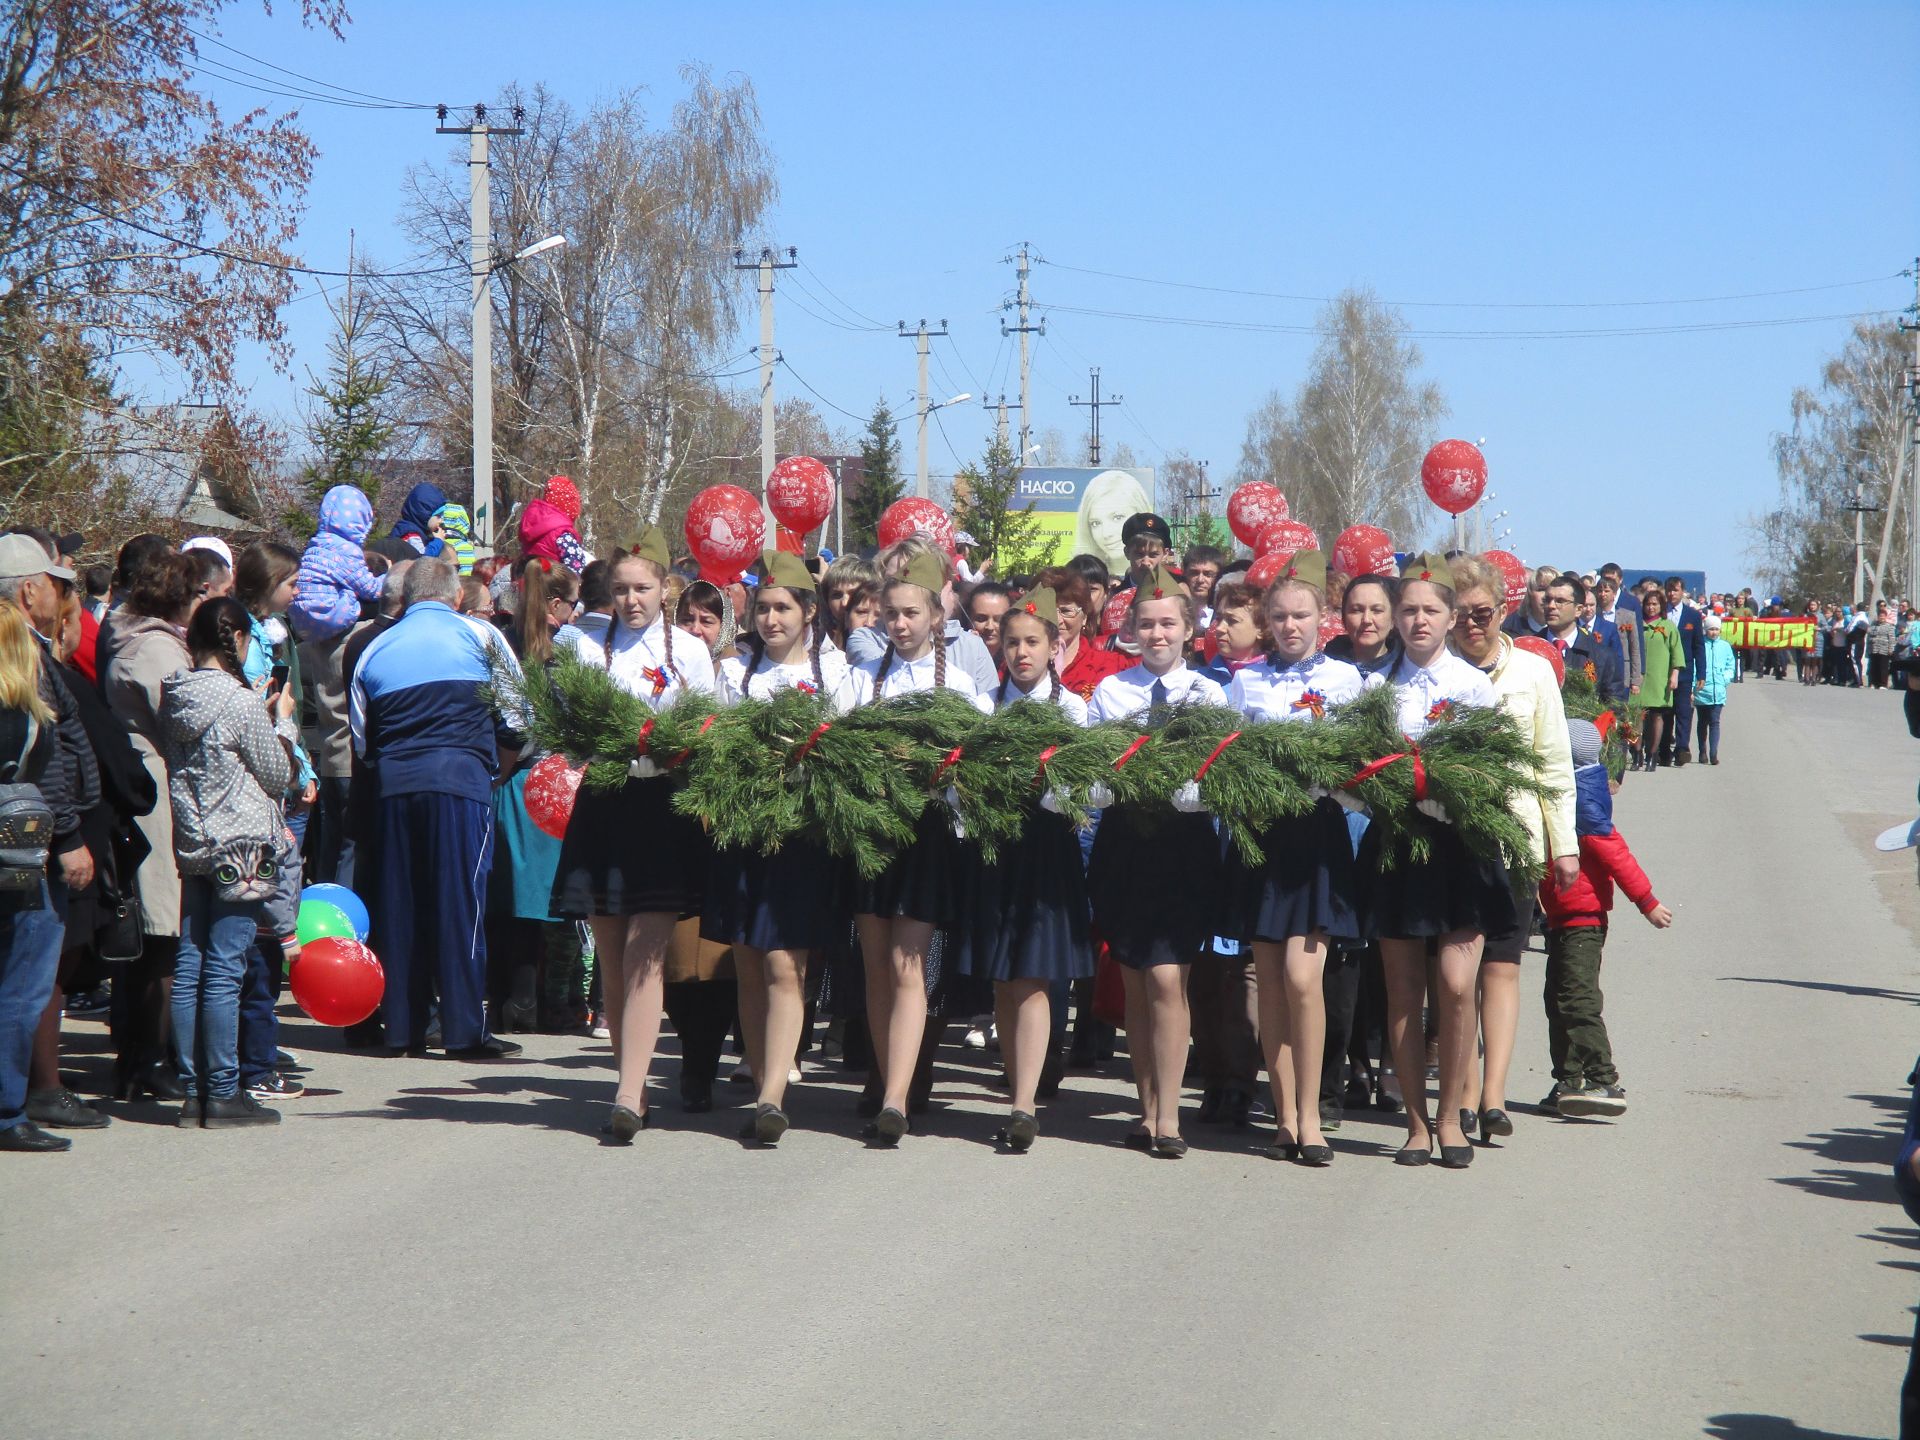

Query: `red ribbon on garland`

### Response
(1345, 741, 1428, 801)
(790, 721, 832, 765)
(932, 745, 965, 784)
(672, 713, 718, 768)
(1194, 730, 1243, 780)
(1113, 735, 1151, 770)
(1032, 744, 1059, 786)
(636, 717, 655, 756)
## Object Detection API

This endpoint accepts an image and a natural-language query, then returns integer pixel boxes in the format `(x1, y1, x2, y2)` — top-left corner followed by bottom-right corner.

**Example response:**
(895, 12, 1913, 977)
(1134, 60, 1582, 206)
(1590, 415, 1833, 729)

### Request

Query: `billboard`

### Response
(1014, 466, 1158, 573)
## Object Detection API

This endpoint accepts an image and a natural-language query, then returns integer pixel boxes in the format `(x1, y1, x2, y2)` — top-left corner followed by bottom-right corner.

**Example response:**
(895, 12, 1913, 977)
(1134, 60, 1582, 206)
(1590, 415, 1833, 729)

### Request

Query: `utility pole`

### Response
(437, 103, 523, 554)
(1069, 367, 1122, 466)
(983, 393, 1022, 454)
(1901, 259, 1920, 603)
(1002, 243, 1045, 460)
(734, 245, 797, 525)
(899, 318, 950, 498)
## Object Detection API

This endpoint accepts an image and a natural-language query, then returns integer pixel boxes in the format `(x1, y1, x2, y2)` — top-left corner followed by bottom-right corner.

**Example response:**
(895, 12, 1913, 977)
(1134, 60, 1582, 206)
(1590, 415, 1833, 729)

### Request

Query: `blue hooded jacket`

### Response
(290, 486, 385, 641)
(392, 482, 449, 556)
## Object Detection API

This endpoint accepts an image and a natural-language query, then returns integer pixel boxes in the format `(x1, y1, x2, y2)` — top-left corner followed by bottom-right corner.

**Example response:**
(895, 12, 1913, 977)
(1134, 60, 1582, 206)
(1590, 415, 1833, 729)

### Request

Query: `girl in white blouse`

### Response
(706, 551, 872, 1146)
(1086, 565, 1227, 1158)
(549, 529, 717, 1144)
(1223, 552, 1371, 1168)
(1366, 554, 1511, 1171)
(852, 552, 989, 1146)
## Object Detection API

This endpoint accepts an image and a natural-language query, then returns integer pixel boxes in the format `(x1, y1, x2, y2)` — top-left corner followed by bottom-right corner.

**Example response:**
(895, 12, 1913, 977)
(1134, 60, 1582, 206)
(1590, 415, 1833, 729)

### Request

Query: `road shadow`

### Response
(1703, 1416, 1875, 1439)
(1722, 975, 1920, 1004)
(1775, 1091, 1905, 1206)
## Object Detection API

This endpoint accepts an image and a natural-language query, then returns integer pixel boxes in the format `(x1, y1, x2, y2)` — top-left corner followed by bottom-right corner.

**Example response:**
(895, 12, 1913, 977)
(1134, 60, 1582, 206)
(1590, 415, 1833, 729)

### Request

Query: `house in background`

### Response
(88, 403, 262, 533)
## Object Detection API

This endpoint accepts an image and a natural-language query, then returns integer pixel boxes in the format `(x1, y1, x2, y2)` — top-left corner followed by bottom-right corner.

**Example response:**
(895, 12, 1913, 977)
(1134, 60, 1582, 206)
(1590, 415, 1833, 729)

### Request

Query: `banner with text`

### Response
(1719, 617, 1816, 649)
(1014, 466, 1158, 573)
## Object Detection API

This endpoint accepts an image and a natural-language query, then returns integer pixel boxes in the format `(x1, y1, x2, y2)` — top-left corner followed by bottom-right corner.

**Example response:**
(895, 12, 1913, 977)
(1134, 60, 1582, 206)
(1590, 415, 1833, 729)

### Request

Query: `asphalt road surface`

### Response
(3, 676, 1918, 1439)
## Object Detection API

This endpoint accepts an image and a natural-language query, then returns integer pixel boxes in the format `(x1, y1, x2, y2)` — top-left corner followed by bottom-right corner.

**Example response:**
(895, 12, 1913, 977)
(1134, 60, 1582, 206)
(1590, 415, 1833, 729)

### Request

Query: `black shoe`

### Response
(1267, 1132, 1299, 1161)
(1343, 1074, 1373, 1111)
(63, 986, 111, 1020)
(247, 1072, 305, 1101)
(1151, 1134, 1188, 1159)
(1319, 1098, 1343, 1133)
(0, 1120, 72, 1151)
(1438, 1143, 1475, 1168)
(752, 1103, 790, 1146)
(446, 1036, 523, 1060)
(1538, 1082, 1567, 1113)
(1460, 1107, 1478, 1137)
(1479, 1107, 1513, 1138)
(1196, 1087, 1223, 1124)
(854, 1094, 882, 1119)
(1394, 1139, 1432, 1166)
(175, 1098, 202, 1129)
(498, 996, 539, 1034)
(1035, 1049, 1063, 1100)
(872, 1106, 908, 1146)
(27, 1087, 110, 1129)
(1295, 1143, 1335, 1167)
(117, 1061, 185, 1102)
(1224, 1089, 1257, 1128)
(423, 1018, 443, 1048)
(200, 1093, 281, 1128)
(607, 1104, 648, 1144)
(1675, 750, 1692, 768)
(1123, 1127, 1153, 1151)
(1002, 1110, 1038, 1152)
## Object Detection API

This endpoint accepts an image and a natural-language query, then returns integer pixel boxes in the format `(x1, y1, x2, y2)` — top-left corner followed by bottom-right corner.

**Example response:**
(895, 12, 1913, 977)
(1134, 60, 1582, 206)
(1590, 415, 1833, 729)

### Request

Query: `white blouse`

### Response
(856, 648, 992, 713)
(1087, 662, 1229, 724)
(576, 614, 716, 711)
(1383, 649, 1497, 738)
(990, 672, 1091, 726)
(719, 648, 872, 713)
(1228, 650, 1372, 722)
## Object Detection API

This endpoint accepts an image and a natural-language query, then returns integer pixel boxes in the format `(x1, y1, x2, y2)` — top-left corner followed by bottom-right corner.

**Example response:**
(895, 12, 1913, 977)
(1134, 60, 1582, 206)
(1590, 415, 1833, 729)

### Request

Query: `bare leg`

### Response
(1285, 935, 1330, 1150)
(1251, 941, 1295, 1146)
(1432, 930, 1483, 1149)
(758, 949, 808, 1109)
(1381, 938, 1432, 1149)
(1144, 962, 1191, 1138)
(1120, 965, 1155, 1131)
(879, 919, 932, 1114)
(995, 979, 1050, 1115)
(593, 912, 675, 1115)
(733, 946, 768, 1088)
(1477, 958, 1520, 1116)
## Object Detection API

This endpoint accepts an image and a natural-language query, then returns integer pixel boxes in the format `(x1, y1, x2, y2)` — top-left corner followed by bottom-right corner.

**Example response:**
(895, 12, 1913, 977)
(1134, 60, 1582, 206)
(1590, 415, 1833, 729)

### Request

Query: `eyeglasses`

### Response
(1456, 606, 1499, 628)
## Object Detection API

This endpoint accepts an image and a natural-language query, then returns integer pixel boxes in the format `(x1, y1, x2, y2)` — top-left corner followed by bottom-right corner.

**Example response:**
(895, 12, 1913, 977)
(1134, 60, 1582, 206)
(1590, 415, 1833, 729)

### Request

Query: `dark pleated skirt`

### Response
(550, 775, 707, 919)
(699, 837, 845, 953)
(1086, 807, 1220, 968)
(1358, 824, 1516, 940)
(1222, 799, 1362, 943)
(954, 811, 1095, 983)
(850, 805, 963, 927)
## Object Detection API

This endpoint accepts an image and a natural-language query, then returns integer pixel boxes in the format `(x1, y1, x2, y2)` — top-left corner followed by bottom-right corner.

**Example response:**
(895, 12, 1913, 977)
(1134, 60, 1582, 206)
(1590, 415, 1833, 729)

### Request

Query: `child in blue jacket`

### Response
(290, 485, 384, 641)
(1692, 614, 1739, 765)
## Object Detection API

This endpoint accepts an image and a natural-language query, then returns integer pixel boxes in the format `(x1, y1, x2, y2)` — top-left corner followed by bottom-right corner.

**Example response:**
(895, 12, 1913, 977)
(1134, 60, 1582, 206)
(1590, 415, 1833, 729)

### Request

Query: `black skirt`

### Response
(1358, 824, 1516, 941)
(1222, 799, 1362, 943)
(550, 774, 708, 919)
(700, 837, 845, 953)
(850, 805, 963, 927)
(954, 811, 1096, 983)
(1086, 807, 1221, 969)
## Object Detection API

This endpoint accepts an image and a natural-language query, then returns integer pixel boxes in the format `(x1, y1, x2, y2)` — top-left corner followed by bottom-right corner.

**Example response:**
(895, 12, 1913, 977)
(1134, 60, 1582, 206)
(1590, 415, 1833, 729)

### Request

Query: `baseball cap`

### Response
(180, 536, 234, 568)
(0, 533, 75, 582)
(1120, 512, 1172, 547)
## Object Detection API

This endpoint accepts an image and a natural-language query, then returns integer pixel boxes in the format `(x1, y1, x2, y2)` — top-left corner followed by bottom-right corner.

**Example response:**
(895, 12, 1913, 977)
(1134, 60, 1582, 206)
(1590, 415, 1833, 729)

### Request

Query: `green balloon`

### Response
(296, 900, 356, 947)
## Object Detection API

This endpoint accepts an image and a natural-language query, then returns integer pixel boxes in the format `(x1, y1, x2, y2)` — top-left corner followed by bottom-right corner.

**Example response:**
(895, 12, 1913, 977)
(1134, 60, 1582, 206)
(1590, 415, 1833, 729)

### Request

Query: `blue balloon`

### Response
(302, 883, 369, 941)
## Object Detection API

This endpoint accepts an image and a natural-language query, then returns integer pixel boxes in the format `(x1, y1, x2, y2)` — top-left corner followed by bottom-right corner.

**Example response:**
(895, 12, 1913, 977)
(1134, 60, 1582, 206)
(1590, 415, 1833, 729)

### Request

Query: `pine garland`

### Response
(1561, 670, 1635, 781)
(1185, 713, 1355, 865)
(488, 647, 720, 792)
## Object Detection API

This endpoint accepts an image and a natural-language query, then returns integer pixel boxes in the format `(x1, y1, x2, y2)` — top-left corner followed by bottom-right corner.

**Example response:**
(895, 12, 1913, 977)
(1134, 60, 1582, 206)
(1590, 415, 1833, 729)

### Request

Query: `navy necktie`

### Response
(1150, 677, 1169, 707)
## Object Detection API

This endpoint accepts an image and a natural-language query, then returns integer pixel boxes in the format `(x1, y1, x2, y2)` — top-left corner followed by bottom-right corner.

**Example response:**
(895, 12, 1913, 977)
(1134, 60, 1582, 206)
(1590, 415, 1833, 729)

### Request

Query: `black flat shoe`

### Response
(1002, 1110, 1038, 1152)
(1151, 1134, 1188, 1159)
(0, 1120, 72, 1151)
(1123, 1128, 1153, 1151)
(872, 1106, 908, 1146)
(27, 1087, 110, 1129)
(447, 1036, 523, 1060)
(1479, 1107, 1513, 1138)
(1460, 1107, 1477, 1137)
(606, 1104, 648, 1144)
(1394, 1139, 1433, 1166)
(855, 1094, 882, 1119)
(118, 1062, 185, 1102)
(752, 1103, 789, 1146)
(1295, 1143, 1335, 1167)
(1266, 1131, 1299, 1161)
(1438, 1143, 1475, 1169)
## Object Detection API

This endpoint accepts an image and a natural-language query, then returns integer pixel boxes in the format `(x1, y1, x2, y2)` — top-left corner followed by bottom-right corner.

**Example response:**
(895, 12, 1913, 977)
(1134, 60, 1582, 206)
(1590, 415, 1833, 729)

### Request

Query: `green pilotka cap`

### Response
(624, 525, 671, 571)
(1016, 586, 1058, 625)
(761, 549, 816, 593)
(1271, 549, 1328, 592)
(1400, 551, 1454, 591)
(1136, 563, 1185, 603)
(900, 550, 947, 598)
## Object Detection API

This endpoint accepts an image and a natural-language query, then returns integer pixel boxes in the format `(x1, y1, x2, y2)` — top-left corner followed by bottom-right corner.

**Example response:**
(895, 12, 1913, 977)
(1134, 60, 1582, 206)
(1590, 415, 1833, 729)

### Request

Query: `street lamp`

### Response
(914, 392, 971, 499)
(472, 232, 567, 555)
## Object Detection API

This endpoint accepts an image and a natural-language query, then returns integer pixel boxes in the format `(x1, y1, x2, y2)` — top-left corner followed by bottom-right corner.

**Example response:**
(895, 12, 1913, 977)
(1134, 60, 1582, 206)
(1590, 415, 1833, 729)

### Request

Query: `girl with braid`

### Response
(851, 551, 989, 1146)
(954, 586, 1094, 1151)
(550, 529, 716, 1144)
(706, 551, 871, 1145)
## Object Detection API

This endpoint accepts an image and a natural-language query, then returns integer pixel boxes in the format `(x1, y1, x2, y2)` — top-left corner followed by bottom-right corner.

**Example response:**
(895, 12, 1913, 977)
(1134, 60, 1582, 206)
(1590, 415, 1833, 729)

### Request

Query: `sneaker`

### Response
(274, 1049, 302, 1071)
(200, 1092, 281, 1128)
(62, 986, 111, 1020)
(589, 1012, 610, 1040)
(1538, 1081, 1567, 1112)
(963, 1017, 990, 1050)
(247, 1072, 305, 1101)
(1557, 1081, 1628, 1118)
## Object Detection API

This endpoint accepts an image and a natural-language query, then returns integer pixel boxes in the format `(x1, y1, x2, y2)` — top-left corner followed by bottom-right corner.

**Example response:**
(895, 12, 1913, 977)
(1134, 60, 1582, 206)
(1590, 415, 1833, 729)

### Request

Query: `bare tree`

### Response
(1234, 289, 1446, 540)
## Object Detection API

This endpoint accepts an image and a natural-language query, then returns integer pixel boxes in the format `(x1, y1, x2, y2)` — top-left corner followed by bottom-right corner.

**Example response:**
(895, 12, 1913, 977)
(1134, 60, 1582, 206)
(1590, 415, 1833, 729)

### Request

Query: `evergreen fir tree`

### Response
(846, 397, 904, 548)
(293, 271, 395, 536)
(953, 432, 1048, 575)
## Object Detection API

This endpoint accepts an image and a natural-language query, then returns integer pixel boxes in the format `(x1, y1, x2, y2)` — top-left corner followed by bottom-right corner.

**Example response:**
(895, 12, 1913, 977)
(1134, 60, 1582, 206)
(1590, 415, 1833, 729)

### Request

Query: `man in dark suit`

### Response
(1540, 573, 1627, 703)
(1662, 575, 1706, 766)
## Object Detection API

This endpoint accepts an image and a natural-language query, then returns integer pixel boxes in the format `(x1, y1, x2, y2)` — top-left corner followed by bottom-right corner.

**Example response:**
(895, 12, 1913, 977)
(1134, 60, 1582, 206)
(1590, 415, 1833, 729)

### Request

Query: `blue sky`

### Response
(204, 1, 1919, 589)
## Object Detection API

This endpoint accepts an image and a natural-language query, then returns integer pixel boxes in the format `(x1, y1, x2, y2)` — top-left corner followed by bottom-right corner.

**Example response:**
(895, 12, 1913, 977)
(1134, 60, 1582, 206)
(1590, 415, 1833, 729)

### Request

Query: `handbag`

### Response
(93, 863, 144, 962)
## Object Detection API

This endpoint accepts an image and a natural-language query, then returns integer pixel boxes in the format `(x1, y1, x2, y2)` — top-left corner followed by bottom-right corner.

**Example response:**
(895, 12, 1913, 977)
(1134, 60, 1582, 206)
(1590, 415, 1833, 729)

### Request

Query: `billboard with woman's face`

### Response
(1014, 466, 1157, 573)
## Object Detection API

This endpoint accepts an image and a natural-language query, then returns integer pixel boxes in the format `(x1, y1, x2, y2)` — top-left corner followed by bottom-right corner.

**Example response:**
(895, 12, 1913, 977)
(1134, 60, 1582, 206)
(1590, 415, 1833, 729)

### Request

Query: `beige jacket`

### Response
(100, 611, 191, 757)
(1479, 634, 1577, 866)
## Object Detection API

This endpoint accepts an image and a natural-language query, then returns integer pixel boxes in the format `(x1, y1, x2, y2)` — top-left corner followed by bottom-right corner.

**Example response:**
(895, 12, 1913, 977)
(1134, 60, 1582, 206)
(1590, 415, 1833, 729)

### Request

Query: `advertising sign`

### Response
(1013, 466, 1158, 572)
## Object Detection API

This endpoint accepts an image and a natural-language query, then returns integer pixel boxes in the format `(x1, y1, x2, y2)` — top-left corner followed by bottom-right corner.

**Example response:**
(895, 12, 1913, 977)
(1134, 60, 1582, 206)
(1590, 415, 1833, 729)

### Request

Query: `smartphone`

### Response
(269, 661, 290, 694)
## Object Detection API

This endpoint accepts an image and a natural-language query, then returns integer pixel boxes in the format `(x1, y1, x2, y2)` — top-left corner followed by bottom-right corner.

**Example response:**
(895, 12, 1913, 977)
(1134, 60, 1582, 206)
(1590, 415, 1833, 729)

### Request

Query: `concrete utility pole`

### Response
(437, 103, 523, 554)
(1002, 243, 1045, 461)
(899, 318, 950, 498)
(1902, 259, 1920, 603)
(983, 393, 1022, 453)
(1069, 367, 1122, 466)
(734, 246, 797, 526)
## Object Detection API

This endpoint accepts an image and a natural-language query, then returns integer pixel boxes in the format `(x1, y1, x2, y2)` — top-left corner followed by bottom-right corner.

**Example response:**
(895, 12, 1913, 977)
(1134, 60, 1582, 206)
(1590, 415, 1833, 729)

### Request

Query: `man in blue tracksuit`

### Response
(351, 559, 525, 1057)
(1662, 576, 1706, 766)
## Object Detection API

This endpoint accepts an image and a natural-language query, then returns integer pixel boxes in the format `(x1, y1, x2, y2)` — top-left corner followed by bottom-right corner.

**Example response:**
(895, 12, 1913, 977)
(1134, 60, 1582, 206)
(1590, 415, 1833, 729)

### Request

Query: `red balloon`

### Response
(1421, 439, 1488, 515)
(1245, 551, 1290, 590)
(1484, 549, 1529, 609)
(524, 753, 584, 839)
(1099, 586, 1133, 637)
(1331, 524, 1396, 579)
(1255, 518, 1320, 561)
(1318, 609, 1346, 645)
(684, 485, 766, 584)
(877, 497, 955, 554)
(290, 937, 385, 1027)
(1513, 633, 1566, 687)
(1227, 483, 1290, 548)
(767, 456, 835, 535)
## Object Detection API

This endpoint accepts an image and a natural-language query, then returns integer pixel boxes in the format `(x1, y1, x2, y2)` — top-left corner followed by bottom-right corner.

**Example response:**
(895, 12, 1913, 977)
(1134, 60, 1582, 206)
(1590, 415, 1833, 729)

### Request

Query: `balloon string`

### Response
(1194, 730, 1243, 780)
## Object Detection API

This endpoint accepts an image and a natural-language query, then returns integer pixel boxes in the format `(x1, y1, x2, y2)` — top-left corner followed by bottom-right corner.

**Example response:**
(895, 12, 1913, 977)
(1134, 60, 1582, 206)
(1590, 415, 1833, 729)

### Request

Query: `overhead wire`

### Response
(795, 259, 891, 330)
(184, 25, 437, 109)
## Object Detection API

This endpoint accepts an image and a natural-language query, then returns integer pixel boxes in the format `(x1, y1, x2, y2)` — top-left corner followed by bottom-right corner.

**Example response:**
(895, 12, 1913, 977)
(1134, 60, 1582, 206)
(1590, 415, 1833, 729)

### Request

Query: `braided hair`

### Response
(603, 549, 677, 689)
(875, 577, 947, 694)
(742, 586, 823, 697)
(185, 596, 255, 683)
(994, 608, 1060, 705)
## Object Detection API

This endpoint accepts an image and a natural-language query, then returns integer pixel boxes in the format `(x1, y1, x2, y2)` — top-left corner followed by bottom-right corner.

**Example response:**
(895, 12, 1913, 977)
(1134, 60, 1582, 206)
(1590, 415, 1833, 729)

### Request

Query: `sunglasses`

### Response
(1456, 606, 1499, 628)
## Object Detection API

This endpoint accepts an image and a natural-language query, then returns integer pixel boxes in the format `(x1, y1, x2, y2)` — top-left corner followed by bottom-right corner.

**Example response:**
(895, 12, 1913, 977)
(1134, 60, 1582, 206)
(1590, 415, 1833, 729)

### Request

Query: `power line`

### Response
(184, 25, 437, 109)
(782, 279, 891, 333)
(1038, 256, 1911, 311)
(776, 355, 872, 426)
(796, 259, 890, 330)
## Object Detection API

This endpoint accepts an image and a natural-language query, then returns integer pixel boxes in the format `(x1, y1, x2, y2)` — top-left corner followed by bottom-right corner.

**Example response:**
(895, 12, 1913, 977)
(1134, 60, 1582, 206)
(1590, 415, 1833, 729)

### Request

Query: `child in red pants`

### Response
(1538, 719, 1673, 1118)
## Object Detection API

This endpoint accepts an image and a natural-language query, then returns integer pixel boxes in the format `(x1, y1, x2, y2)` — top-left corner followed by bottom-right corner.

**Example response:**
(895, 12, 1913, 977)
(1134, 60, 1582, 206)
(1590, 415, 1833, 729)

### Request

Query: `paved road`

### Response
(3, 676, 1918, 1439)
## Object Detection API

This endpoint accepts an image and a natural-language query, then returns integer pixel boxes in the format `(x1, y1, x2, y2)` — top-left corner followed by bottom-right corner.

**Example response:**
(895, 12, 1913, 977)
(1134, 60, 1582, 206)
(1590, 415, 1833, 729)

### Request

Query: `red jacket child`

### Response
(1538, 730, 1672, 930)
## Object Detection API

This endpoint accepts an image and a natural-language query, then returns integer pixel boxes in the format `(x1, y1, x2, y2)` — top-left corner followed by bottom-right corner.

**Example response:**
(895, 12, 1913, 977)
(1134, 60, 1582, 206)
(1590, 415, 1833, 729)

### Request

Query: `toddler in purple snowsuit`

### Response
(290, 485, 384, 641)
